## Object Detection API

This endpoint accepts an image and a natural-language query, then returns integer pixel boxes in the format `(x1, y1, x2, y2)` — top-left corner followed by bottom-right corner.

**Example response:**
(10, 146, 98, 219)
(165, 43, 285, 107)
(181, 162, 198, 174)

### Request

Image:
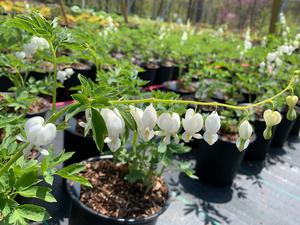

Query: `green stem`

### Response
(110, 75, 296, 110)
(50, 42, 58, 113)
(0, 143, 29, 177)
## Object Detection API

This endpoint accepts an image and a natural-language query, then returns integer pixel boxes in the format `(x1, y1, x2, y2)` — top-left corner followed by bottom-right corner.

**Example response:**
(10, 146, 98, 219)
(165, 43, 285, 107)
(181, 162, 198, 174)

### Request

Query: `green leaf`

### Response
(16, 204, 50, 222)
(18, 186, 56, 203)
(158, 142, 167, 153)
(71, 93, 89, 104)
(168, 143, 191, 154)
(48, 151, 74, 168)
(90, 96, 110, 107)
(0, 199, 18, 217)
(15, 170, 38, 191)
(124, 169, 145, 183)
(179, 162, 198, 179)
(55, 164, 91, 187)
(64, 103, 85, 122)
(91, 108, 107, 151)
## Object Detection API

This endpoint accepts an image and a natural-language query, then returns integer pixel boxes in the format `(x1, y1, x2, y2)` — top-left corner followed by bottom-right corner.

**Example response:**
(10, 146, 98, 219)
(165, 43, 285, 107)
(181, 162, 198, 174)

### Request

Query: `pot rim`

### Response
(26, 97, 50, 116)
(66, 155, 171, 224)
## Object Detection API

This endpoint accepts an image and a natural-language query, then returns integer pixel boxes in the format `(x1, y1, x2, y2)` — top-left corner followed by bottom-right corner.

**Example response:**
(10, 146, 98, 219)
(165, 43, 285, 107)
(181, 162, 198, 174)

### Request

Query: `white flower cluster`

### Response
(16, 36, 49, 60)
(99, 105, 253, 152)
(241, 27, 252, 55)
(57, 68, 75, 84)
(279, 13, 290, 43)
(259, 43, 295, 75)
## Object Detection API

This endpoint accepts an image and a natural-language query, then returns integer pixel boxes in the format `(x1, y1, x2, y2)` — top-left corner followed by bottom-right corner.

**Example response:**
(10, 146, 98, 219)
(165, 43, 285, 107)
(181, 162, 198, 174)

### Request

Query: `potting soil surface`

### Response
(32, 131, 300, 225)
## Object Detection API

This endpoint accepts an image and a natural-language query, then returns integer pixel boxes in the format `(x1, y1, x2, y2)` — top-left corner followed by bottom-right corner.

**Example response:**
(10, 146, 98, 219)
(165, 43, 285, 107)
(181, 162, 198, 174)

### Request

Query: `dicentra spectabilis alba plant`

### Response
(263, 109, 282, 140)
(57, 68, 75, 84)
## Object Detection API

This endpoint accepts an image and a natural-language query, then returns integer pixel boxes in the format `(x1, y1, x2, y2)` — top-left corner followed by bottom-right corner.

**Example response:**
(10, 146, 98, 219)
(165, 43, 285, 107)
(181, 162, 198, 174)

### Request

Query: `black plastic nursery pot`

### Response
(66, 156, 171, 225)
(163, 80, 197, 97)
(137, 66, 157, 86)
(153, 65, 174, 85)
(63, 117, 102, 166)
(271, 113, 295, 147)
(58, 61, 97, 102)
(196, 137, 252, 187)
(0, 76, 13, 92)
(27, 71, 48, 81)
(244, 120, 276, 161)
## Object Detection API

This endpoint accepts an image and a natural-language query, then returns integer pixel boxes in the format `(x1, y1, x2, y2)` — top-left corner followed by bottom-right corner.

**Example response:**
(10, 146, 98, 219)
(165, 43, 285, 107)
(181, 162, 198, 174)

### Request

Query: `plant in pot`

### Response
(195, 109, 255, 186)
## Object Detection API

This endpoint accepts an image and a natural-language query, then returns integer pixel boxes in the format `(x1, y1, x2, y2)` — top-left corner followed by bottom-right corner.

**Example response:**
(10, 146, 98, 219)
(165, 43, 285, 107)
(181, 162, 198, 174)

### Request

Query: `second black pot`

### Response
(196, 138, 248, 187)
(0, 76, 13, 92)
(64, 117, 101, 166)
(138, 67, 157, 86)
(154, 66, 173, 85)
(271, 114, 295, 147)
(66, 156, 170, 225)
(244, 119, 276, 161)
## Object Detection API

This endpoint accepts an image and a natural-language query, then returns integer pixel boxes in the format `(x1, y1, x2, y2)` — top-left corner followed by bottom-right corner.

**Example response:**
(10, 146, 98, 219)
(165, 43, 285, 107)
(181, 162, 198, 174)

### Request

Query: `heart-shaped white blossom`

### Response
(156, 112, 181, 144)
(182, 108, 203, 143)
(203, 111, 221, 145)
(100, 108, 125, 152)
(129, 104, 157, 142)
(23, 116, 56, 156)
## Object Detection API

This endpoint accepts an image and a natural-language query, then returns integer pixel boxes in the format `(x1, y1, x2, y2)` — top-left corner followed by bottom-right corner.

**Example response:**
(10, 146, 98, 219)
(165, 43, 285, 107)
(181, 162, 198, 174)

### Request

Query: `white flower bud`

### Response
(236, 120, 253, 151)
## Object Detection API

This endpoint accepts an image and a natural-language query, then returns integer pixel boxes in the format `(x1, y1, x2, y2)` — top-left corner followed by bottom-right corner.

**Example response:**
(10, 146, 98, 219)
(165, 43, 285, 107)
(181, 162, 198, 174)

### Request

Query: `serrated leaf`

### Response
(55, 164, 91, 187)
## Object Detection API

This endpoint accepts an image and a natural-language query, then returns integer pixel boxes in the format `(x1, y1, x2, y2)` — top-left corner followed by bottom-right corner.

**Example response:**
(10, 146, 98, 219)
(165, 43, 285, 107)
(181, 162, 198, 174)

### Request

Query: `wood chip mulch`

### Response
(80, 160, 168, 219)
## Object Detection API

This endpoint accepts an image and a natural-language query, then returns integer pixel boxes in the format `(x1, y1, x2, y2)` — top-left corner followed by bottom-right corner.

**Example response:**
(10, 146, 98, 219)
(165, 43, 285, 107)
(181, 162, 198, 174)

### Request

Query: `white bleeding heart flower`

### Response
(203, 111, 221, 145)
(65, 68, 74, 76)
(182, 108, 203, 143)
(23, 42, 37, 57)
(236, 120, 253, 151)
(31, 36, 49, 50)
(100, 108, 125, 152)
(156, 112, 181, 144)
(16, 51, 26, 60)
(129, 104, 157, 142)
(57, 68, 74, 84)
(19, 116, 57, 156)
(263, 109, 282, 127)
(57, 70, 67, 83)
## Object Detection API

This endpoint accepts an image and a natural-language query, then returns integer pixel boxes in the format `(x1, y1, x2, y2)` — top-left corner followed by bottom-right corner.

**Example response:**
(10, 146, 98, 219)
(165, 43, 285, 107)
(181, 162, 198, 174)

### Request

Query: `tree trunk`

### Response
(269, 0, 282, 33)
(194, 0, 204, 23)
(121, 0, 129, 23)
(186, 0, 193, 22)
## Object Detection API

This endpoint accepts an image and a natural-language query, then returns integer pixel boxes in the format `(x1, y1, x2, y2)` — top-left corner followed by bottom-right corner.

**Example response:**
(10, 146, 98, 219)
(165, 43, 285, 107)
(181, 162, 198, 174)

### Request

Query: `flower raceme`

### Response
(100, 108, 125, 152)
(18, 116, 57, 156)
(236, 120, 253, 151)
(203, 111, 221, 145)
(263, 109, 282, 140)
(129, 104, 157, 142)
(182, 108, 203, 143)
